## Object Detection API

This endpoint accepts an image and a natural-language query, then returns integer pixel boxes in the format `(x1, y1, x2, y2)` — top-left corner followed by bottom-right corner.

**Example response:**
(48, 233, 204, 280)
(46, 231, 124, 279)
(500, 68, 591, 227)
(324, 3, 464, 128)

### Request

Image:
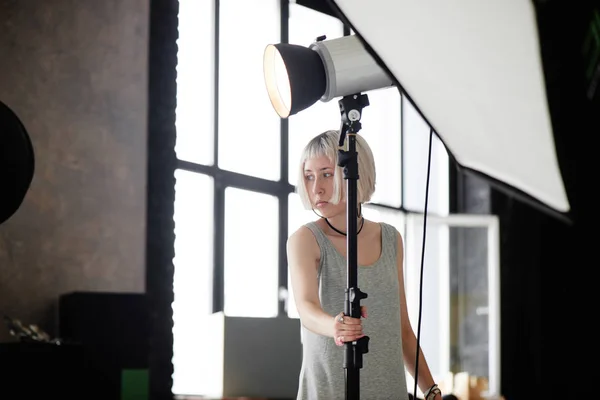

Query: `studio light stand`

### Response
(337, 92, 370, 400)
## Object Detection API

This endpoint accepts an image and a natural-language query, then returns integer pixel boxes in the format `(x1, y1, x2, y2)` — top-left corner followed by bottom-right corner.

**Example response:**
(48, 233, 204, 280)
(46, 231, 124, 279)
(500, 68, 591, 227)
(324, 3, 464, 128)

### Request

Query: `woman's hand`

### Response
(333, 306, 367, 346)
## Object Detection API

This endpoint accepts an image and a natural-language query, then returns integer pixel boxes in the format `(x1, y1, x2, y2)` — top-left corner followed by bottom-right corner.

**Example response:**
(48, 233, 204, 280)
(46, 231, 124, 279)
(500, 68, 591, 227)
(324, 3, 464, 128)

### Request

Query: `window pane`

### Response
(224, 188, 279, 317)
(362, 87, 402, 207)
(172, 170, 214, 395)
(287, 4, 344, 185)
(218, 0, 281, 180)
(449, 227, 491, 382)
(403, 216, 450, 396)
(175, 0, 214, 165)
(286, 192, 317, 318)
(402, 96, 449, 214)
(402, 215, 500, 397)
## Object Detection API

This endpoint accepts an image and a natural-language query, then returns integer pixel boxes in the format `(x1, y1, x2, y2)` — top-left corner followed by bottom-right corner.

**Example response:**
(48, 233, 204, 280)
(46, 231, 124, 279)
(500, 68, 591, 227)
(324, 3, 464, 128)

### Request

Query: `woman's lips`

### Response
(315, 201, 328, 208)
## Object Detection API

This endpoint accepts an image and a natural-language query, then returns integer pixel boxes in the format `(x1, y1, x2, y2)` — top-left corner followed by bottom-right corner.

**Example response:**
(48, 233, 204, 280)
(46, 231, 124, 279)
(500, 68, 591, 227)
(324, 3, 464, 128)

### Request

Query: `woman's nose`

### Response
(312, 179, 324, 195)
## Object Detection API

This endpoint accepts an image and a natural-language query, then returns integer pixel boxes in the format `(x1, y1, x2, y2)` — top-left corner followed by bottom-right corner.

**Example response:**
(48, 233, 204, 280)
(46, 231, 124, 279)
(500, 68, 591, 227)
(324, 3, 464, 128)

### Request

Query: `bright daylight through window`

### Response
(218, 0, 281, 181)
(170, 0, 497, 398)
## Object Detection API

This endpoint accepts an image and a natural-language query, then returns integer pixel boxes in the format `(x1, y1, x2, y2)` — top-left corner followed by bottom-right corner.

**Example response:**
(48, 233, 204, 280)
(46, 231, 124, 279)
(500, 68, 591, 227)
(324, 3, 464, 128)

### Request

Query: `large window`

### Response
(170, 0, 497, 397)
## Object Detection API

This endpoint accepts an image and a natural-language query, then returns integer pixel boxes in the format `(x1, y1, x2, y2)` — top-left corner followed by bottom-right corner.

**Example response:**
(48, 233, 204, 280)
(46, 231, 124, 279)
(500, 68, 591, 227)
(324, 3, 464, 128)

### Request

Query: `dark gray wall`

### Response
(0, 0, 149, 342)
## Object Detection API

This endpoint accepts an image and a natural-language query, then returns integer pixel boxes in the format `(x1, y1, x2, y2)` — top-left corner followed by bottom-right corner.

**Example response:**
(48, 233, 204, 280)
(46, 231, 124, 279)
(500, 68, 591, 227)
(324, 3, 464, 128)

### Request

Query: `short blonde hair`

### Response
(296, 130, 376, 210)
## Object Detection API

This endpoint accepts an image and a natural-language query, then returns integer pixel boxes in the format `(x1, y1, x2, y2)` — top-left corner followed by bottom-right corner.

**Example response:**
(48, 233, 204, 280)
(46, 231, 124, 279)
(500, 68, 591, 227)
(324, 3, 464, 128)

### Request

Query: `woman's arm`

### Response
(395, 229, 443, 400)
(287, 226, 363, 342)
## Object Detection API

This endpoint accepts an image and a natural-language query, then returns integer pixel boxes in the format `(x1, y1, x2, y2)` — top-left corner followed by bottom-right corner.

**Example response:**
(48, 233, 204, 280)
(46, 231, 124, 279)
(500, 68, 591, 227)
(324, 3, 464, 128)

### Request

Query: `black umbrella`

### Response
(0, 101, 34, 225)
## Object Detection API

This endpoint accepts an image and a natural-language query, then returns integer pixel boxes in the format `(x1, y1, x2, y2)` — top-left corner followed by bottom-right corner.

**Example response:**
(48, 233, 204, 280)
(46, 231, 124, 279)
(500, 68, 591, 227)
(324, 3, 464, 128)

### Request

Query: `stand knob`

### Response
(357, 335, 369, 354)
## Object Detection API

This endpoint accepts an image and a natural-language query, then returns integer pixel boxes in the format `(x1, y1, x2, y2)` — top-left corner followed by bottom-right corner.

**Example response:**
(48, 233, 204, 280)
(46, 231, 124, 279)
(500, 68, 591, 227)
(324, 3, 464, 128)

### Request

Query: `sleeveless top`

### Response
(296, 221, 409, 400)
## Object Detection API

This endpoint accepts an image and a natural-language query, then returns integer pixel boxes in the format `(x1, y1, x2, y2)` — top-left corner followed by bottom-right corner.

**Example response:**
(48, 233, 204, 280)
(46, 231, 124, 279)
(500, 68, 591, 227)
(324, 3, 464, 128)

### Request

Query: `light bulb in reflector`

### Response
(264, 44, 292, 118)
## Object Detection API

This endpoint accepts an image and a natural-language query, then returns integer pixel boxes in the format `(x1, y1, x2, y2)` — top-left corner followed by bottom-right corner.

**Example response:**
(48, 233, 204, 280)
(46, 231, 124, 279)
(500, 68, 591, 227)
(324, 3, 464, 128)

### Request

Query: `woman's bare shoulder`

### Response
(288, 223, 322, 256)
(288, 224, 316, 247)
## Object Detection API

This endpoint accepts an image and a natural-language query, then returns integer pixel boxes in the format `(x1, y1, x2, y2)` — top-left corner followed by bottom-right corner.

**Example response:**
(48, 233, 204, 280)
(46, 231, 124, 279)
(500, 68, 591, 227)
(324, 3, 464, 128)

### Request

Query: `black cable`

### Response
(412, 127, 434, 399)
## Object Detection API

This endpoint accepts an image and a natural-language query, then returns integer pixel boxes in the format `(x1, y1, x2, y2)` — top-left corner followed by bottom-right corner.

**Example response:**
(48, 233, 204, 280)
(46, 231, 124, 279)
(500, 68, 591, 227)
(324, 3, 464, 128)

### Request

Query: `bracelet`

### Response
(424, 383, 442, 400)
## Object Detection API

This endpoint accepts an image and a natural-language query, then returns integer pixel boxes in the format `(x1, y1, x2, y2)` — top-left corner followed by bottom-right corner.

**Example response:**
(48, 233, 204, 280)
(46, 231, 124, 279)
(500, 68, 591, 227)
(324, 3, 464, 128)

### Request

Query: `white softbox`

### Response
(324, 0, 571, 218)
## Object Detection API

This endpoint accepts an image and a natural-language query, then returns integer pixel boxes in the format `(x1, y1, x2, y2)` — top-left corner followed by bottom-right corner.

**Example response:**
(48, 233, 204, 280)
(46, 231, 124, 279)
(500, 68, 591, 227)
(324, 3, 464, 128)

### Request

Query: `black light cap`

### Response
(263, 43, 327, 118)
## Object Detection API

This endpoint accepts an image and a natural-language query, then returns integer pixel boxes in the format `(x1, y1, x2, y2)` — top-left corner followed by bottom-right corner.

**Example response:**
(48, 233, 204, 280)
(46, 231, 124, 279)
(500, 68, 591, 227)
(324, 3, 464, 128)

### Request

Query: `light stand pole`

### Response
(337, 93, 370, 400)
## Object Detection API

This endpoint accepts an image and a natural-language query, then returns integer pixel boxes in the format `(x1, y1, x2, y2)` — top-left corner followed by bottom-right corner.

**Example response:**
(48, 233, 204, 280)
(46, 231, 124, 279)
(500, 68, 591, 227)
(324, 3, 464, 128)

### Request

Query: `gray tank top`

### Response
(296, 221, 409, 400)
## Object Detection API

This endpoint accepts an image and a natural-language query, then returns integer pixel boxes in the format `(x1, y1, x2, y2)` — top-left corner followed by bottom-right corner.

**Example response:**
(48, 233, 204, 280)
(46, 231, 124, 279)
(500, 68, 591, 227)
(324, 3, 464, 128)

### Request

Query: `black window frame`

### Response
(174, 0, 457, 317)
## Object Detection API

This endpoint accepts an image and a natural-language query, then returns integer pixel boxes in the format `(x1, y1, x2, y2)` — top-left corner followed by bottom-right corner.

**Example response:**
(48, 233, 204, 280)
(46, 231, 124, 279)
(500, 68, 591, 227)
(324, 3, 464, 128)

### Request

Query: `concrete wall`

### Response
(0, 0, 149, 342)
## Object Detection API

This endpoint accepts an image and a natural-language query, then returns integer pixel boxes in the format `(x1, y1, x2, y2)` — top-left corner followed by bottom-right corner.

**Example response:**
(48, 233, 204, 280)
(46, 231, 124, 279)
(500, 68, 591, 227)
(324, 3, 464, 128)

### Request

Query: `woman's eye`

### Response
(324, 172, 333, 178)
(304, 175, 314, 181)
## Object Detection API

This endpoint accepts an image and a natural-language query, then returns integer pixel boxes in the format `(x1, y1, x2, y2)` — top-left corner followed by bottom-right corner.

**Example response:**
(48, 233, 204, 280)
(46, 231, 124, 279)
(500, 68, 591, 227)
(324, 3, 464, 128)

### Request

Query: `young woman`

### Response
(287, 130, 443, 400)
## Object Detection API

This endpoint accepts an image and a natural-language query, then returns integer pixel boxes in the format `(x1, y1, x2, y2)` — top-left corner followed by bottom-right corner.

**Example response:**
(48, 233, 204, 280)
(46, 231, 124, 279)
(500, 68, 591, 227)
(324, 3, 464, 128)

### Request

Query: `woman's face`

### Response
(303, 155, 346, 218)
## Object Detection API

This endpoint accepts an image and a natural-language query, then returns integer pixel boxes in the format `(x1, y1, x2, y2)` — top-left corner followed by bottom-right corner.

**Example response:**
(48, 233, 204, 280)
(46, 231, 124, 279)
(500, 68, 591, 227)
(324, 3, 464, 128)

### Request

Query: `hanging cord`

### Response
(412, 127, 434, 399)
